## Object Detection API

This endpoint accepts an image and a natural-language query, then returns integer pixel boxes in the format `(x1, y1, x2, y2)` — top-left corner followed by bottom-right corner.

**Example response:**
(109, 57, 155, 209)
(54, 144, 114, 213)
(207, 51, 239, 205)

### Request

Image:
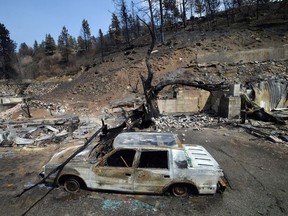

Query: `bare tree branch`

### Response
(154, 80, 229, 94)
(137, 15, 155, 89)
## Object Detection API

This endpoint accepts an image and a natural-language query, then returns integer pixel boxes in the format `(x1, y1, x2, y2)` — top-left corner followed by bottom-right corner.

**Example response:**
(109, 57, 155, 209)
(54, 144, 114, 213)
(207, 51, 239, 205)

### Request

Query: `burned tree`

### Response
(138, 16, 229, 123)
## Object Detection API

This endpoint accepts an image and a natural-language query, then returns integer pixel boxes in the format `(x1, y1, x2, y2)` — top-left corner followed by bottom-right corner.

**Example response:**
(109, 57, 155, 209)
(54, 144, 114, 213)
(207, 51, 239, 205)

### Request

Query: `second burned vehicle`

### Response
(41, 132, 226, 196)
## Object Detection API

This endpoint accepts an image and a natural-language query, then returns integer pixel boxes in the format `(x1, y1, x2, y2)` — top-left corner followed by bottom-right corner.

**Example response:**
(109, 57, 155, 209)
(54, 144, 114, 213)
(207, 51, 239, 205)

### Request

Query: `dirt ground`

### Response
(0, 126, 287, 216)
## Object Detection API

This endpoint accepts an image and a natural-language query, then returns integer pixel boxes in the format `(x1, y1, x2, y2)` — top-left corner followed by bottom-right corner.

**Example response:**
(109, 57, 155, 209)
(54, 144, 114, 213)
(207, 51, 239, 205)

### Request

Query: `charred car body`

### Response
(42, 132, 226, 196)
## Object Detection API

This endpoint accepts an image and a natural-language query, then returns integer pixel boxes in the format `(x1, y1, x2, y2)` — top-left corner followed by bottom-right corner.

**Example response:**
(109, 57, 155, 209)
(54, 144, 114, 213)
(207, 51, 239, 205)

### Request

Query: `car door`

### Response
(133, 149, 172, 194)
(91, 149, 136, 192)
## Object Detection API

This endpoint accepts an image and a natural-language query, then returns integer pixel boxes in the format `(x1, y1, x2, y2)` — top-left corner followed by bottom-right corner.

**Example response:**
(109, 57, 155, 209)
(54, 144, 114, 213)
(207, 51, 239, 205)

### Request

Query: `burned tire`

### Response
(63, 177, 81, 193)
(171, 184, 189, 197)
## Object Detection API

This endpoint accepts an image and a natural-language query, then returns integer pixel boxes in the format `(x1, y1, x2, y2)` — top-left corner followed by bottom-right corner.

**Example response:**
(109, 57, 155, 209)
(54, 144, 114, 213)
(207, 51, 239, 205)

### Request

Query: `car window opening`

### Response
(106, 149, 136, 167)
(139, 151, 168, 169)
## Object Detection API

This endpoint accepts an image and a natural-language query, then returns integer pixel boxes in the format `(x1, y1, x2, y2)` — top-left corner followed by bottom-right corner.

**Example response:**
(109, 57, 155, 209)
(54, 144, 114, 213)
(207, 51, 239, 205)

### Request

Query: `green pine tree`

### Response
(45, 34, 56, 56)
(0, 23, 17, 79)
(58, 26, 71, 63)
(80, 19, 92, 51)
(109, 13, 121, 44)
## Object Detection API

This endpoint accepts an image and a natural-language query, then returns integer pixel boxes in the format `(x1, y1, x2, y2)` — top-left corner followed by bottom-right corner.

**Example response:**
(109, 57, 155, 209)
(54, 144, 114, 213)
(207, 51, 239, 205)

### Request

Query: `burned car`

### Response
(42, 132, 226, 196)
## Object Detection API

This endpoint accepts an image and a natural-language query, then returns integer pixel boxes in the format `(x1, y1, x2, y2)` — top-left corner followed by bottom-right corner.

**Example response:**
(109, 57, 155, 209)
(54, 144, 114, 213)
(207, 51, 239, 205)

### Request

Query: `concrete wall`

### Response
(158, 88, 210, 114)
(0, 97, 22, 112)
(197, 45, 288, 64)
(0, 97, 22, 105)
(218, 96, 241, 119)
(158, 85, 242, 119)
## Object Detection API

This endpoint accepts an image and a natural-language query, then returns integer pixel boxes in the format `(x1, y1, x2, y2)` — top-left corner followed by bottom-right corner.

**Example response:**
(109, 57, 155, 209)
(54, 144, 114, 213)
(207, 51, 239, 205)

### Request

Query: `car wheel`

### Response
(172, 184, 188, 197)
(63, 177, 81, 193)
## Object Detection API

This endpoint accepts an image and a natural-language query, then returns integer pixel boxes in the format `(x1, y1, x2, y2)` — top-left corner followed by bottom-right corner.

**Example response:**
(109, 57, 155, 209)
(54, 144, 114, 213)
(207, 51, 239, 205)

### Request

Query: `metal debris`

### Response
(0, 116, 80, 147)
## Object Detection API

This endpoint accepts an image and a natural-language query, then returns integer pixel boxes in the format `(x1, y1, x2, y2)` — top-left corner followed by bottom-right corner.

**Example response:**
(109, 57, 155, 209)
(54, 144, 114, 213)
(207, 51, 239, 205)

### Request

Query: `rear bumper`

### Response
(39, 171, 45, 178)
(217, 177, 227, 193)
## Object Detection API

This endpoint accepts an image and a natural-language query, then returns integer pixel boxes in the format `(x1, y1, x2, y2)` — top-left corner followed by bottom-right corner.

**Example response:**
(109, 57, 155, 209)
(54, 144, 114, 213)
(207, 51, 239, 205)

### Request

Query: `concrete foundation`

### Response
(219, 96, 241, 119)
(158, 84, 241, 119)
(157, 88, 210, 114)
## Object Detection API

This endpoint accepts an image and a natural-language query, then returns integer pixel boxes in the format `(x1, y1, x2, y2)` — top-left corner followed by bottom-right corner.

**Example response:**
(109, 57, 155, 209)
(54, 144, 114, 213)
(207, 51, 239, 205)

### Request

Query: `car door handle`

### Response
(126, 173, 131, 176)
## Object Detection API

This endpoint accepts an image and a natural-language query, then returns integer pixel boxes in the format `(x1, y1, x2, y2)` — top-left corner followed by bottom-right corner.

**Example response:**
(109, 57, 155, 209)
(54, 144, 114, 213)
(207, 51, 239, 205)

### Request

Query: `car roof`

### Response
(113, 132, 182, 149)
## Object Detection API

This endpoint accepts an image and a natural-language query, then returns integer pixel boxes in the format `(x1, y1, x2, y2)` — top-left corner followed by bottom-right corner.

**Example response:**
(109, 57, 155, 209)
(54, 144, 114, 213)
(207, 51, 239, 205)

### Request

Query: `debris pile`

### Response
(0, 82, 21, 96)
(23, 82, 59, 96)
(0, 116, 80, 147)
(155, 114, 223, 131)
(29, 100, 66, 113)
(238, 120, 288, 143)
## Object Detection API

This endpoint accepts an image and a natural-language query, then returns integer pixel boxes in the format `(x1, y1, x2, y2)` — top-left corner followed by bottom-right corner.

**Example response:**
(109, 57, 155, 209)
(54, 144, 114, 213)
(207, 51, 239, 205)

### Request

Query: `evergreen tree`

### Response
(58, 26, 71, 63)
(99, 29, 105, 62)
(32, 40, 45, 62)
(80, 19, 92, 51)
(45, 34, 56, 56)
(77, 36, 85, 52)
(68, 36, 77, 52)
(109, 13, 121, 44)
(33, 40, 39, 51)
(19, 43, 33, 57)
(120, 0, 131, 46)
(0, 23, 17, 78)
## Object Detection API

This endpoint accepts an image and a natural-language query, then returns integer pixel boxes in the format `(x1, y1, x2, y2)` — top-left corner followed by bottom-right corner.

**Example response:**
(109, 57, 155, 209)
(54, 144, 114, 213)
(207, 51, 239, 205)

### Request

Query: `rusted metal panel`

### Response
(133, 168, 172, 193)
(90, 167, 134, 192)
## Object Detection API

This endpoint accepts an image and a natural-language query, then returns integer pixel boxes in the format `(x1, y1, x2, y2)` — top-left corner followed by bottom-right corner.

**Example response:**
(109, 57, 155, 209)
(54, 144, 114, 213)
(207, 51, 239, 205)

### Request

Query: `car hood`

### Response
(48, 145, 91, 165)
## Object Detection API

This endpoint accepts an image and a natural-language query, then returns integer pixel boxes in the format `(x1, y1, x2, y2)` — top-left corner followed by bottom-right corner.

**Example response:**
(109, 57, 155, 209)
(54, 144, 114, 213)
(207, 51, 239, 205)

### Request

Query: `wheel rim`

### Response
(172, 185, 188, 197)
(64, 178, 80, 193)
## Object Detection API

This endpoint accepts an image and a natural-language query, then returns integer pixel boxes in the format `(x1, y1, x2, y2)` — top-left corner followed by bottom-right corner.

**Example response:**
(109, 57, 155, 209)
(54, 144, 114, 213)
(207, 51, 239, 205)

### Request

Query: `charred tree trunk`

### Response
(159, 0, 164, 43)
(182, 0, 187, 28)
(138, 16, 160, 120)
(22, 98, 32, 118)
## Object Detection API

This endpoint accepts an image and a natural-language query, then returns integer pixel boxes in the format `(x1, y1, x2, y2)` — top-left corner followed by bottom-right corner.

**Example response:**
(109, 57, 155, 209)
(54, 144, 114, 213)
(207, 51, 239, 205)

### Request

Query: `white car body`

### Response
(43, 132, 226, 195)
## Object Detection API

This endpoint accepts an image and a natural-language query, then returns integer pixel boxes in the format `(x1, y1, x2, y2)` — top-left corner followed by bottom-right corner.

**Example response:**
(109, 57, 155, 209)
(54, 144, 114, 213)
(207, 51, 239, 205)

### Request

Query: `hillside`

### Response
(24, 29, 288, 118)
(1, 2, 288, 121)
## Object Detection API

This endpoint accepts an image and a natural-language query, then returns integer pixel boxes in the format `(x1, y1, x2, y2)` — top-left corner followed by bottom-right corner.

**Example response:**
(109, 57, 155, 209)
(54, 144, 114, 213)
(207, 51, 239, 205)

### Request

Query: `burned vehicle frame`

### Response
(42, 132, 226, 197)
